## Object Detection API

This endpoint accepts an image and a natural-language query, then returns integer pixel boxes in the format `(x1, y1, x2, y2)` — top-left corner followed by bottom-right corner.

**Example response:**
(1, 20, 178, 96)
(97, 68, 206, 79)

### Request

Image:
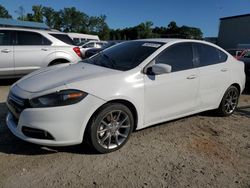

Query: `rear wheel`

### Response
(87, 103, 134, 153)
(49, 60, 69, 66)
(217, 86, 239, 116)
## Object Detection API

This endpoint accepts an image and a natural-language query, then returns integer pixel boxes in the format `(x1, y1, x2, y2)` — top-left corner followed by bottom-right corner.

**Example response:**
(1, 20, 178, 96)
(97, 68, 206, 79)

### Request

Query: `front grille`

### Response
(22, 126, 55, 140)
(7, 92, 30, 120)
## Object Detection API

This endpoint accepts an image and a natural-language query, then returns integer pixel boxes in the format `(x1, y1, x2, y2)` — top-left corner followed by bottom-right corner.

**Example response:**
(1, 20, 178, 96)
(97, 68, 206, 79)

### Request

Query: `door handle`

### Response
(41, 48, 49, 51)
(187, 75, 198, 80)
(1, 49, 11, 53)
(221, 68, 228, 72)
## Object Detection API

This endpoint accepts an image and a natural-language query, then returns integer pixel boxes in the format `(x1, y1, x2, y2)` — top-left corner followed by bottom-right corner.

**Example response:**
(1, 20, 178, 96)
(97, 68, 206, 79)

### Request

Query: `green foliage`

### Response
(111, 21, 202, 40)
(60, 7, 88, 32)
(2, 5, 203, 40)
(0, 4, 12, 18)
(15, 6, 25, 20)
(42, 7, 55, 27)
(31, 5, 43, 22)
(87, 15, 110, 40)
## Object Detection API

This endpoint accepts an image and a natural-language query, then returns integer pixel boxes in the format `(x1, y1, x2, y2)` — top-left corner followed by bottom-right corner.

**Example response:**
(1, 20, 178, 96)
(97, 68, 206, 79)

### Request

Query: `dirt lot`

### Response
(0, 80, 249, 188)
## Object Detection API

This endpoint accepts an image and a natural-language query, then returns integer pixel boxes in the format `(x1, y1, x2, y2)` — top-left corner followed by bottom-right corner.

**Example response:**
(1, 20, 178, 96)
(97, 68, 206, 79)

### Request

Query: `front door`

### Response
(0, 30, 14, 77)
(144, 42, 199, 125)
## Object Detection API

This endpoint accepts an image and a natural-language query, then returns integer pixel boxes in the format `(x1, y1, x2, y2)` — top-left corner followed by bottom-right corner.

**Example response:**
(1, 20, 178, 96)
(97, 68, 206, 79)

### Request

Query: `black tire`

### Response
(86, 103, 134, 153)
(216, 86, 239, 117)
(49, 61, 69, 66)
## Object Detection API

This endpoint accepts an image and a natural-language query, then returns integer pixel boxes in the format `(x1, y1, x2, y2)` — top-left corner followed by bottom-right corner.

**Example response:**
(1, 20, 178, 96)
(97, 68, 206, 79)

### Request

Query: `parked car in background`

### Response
(227, 49, 244, 59)
(85, 41, 122, 58)
(6, 39, 245, 153)
(227, 48, 250, 59)
(79, 41, 107, 58)
(67, 32, 100, 46)
(239, 50, 250, 83)
(0, 27, 82, 78)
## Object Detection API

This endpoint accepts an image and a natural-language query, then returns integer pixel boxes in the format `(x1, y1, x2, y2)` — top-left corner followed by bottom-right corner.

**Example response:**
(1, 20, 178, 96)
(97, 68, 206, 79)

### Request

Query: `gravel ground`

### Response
(0, 80, 249, 188)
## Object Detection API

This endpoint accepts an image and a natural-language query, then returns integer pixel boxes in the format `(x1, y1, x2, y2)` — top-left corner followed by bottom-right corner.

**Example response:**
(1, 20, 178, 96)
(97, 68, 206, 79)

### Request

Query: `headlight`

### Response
(30, 90, 88, 108)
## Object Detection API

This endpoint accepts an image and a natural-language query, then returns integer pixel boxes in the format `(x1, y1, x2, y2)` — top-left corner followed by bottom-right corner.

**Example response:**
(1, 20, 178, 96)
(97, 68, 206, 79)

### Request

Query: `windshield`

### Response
(83, 41, 164, 71)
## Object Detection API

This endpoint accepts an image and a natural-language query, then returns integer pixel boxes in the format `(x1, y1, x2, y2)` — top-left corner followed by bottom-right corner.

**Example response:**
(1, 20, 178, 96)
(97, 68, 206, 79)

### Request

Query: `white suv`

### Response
(0, 28, 82, 78)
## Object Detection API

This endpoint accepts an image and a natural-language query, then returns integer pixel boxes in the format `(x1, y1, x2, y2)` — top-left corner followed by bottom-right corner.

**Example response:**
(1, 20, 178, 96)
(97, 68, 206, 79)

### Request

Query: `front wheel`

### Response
(87, 103, 134, 153)
(216, 86, 239, 116)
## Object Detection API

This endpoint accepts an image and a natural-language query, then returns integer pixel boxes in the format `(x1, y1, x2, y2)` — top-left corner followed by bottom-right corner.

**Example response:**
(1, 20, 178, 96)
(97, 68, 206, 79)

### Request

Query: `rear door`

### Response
(14, 31, 52, 76)
(0, 30, 14, 77)
(194, 43, 229, 109)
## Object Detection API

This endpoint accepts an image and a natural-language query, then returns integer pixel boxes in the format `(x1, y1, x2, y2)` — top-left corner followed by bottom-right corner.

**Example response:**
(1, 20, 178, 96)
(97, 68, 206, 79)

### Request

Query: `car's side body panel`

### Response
(144, 68, 199, 126)
(0, 45, 14, 77)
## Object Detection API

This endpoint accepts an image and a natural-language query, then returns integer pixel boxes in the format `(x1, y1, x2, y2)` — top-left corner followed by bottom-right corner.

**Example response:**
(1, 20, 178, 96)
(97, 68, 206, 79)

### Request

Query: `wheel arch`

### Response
(85, 99, 138, 133)
(48, 58, 70, 66)
(231, 83, 241, 94)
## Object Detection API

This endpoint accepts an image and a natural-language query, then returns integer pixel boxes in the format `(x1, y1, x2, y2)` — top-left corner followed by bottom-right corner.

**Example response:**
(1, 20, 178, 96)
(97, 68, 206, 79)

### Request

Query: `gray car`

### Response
(0, 28, 82, 78)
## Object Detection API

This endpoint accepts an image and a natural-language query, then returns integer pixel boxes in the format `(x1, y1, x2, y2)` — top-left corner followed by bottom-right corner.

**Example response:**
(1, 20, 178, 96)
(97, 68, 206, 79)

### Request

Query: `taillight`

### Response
(73, 47, 81, 57)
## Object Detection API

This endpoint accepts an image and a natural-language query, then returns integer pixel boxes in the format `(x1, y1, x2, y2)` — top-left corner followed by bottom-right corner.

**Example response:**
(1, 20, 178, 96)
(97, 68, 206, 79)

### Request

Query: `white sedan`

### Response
(6, 39, 245, 153)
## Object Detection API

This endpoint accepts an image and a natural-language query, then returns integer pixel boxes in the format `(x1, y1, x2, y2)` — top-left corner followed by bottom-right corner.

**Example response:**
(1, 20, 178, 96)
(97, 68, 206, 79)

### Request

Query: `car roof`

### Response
(135, 38, 183, 43)
(135, 38, 212, 44)
(135, 38, 226, 50)
(0, 27, 65, 34)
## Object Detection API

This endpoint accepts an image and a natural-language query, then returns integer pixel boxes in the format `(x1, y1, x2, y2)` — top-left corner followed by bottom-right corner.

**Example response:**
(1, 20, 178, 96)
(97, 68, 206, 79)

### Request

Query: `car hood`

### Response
(16, 63, 120, 93)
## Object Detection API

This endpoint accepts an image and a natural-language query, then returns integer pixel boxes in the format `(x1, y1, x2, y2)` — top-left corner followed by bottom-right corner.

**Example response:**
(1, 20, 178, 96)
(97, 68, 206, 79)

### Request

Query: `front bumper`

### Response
(6, 94, 105, 146)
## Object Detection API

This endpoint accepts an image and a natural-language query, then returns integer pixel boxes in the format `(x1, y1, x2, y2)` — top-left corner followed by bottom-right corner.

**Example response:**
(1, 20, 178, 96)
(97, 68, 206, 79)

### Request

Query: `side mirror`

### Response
(147, 63, 172, 75)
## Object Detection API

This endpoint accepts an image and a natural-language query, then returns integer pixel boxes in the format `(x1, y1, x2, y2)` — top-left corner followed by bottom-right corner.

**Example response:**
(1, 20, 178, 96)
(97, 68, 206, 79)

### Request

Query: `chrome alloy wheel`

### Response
(224, 89, 238, 114)
(97, 110, 131, 149)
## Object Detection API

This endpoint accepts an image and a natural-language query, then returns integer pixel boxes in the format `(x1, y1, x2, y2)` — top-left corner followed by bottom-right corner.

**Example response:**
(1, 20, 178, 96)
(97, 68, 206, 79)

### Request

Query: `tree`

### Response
(60, 7, 88, 32)
(4, 4, 204, 40)
(0, 5, 12, 18)
(32, 5, 43, 22)
(42, 7, 63, 30)
(53, 11, 63, 31)
(42, 7, 55, 27)
(88, 15, 110, 40)
(179, 26, 203, 39)
(16, 6, 25, 20)
(137, 21, 154, 38)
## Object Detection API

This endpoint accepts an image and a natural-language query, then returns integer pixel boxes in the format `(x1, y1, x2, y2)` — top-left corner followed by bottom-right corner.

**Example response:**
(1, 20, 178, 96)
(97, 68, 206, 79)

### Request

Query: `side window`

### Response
(97, 42, 105, 48)
(84, 42, 95, 48)
(196, 43, 227, 67)
(17, 31, 51, 45)
(218, 50, 228, 62)
(73, 38, 80, 45)
(42, 36, 52, 45)
(155, 43, 194, 72)
(49, 33, 74, 45)
(0, 30, 12, 45)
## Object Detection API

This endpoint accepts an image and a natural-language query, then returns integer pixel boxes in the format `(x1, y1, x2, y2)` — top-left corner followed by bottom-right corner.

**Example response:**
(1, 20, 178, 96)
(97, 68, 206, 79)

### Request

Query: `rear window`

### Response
(196, 43, 228, 67)
(49, 33, 74, 45)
